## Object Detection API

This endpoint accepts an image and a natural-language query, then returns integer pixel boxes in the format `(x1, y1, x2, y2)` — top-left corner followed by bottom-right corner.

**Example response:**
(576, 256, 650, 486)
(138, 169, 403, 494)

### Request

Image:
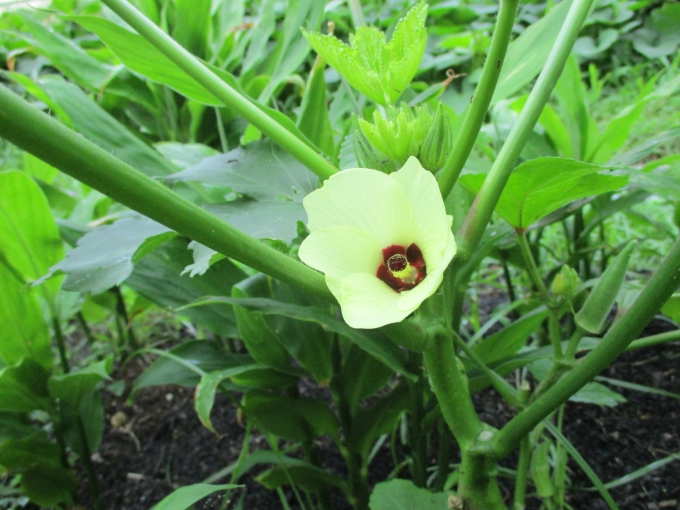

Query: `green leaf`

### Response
(207, 199, 307, 244)
(38, 76, 177, 177)
(125, 238, 247, 337)
(0, 171, 63, 304)
(241, 389, 340, 443)
(151, 484, 239, 510)
(48, 358, 112, 408)
(492, 0, 574, 104)
(0, 263, 51, 367)
(460, 158, 628, 230)
(297, 58, 335, 157)
(2, 72, 72, 126)
(184, 296, 414, 381)
(166, 140, 318, 202)
(348, 382, 410, 457)
(19, 12, 111, 90)
(568, 382, 626, 407)
(132, 341, 253, 397)
(472, 308, 549, 364)
(607, 126, 680, 167)
(369, 479, 450, 510)
(0, 359, 51, 413)
(44, 217, 173, 295)
(336, 343, 393, 415)
(256, 462, 347, 494)
(304, 1, 428, 105)
(195, 365, 293, 434)
(172, 0, 211, 58)
(19, 463, 77, 507)
(232, 275, 293, 371)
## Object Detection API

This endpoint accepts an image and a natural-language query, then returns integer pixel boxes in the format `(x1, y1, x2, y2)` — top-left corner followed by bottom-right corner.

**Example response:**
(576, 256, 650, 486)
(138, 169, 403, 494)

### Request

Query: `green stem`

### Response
(435, 418, 451, 492)
(513, 436, 531, 510)
(423, 327, 481, 449)
(627, 328, 680, 351)
(458, 447, 506, 510)
(100, 0, 338, 181)
(113, 286, 140, 352)
(438, 0, 519, 199)
(53, 316, 70, 374)
(76, 312, 96, 347)
(0, 85, 333, 299)
(516, 231, 550, 304)
(455, 0, 596, 262)
(452, 332, 521, 408)
(493, 236, 680, 459)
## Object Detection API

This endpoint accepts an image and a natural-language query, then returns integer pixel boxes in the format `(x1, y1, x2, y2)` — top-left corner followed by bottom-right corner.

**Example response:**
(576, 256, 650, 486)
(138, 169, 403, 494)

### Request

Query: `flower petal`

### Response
(390, 157, 452, 268)
(304, 168, 417, 249)
(298, 226, 382, 283)
(397, 231, 457, 312)
(339, 273, 408, 329)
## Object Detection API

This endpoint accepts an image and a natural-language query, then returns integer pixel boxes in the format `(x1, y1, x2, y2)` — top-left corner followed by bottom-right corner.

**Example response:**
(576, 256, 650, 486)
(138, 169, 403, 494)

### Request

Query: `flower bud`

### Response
(352, 117, 398, 173)
(419, 103, 452, 172)
(550, 265, 580, 300)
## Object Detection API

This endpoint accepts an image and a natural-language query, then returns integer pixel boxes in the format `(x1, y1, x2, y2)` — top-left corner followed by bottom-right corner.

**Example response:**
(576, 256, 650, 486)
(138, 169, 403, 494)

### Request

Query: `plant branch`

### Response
(100, 0, 338, 181)
(493, 237, 680, 458)
(0, 85, 333, 299)
(454, 0, 596, 263)
(438, 0, 519, 199)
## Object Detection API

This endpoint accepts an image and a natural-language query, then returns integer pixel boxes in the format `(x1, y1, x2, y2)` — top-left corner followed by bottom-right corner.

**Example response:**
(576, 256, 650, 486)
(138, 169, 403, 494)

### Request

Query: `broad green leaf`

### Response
(369, 479, 450, 510)
(59, 389, 105, 458)
(336, 343, 392, 415)
(48, 358, 112, 408)
(0, 263, 51, 367)
(132, 341, 253, 397)
(297, 58, 335, 157)
(19, 12, 111, 90)
(348, 382, 409, 457)
(472, 307, 549, 364)
(166, 141, 318, 202)
(206, 200, 307, 244)
(184, 296, 414, 381)
(0, 359, 51, 413)
(256, 462, 348, 494)
(154, 142, 219, 170)
(126, 238, 247, 337)
(151, 484, 239, 510)
(0, 413, 41, 443)
(492, 0, 574, 105)
(44, 217, 173, 295)
(460, 158, 628, 230)
(304, 1, 428, 105)
(241, 389, 340, 443)
(38, 76, 177, 177)
(573, 29, 619, 59)
(0, 171, 63, 305)
(182, 241, 226, 277)
(173, 0, 211, 58)
(195, 365, 293, 434)
(232, 275, 294, 371)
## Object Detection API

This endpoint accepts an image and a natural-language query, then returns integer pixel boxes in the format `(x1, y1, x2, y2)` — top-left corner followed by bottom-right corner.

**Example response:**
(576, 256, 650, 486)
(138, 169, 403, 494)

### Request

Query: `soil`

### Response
(74, 319, 680, 510)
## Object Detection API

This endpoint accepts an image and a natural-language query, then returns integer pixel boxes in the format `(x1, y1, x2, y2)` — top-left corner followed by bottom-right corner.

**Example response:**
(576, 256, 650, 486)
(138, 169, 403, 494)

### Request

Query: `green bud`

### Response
(352, 117, 397, 173)
(419, 103, 452, 172)
(357, 103, 433, 165)
(550, 265, 581, 300)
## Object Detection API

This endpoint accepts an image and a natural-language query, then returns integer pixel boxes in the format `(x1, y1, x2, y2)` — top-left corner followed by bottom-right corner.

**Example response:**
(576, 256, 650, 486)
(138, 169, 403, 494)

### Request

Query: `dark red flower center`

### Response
(376, 243, 427, 292)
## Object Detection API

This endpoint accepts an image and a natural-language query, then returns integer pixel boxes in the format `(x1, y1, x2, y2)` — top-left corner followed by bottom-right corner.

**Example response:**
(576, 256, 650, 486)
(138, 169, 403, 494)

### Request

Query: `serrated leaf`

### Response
(304, 1, 427, 105)
(460, 158, 628, 230)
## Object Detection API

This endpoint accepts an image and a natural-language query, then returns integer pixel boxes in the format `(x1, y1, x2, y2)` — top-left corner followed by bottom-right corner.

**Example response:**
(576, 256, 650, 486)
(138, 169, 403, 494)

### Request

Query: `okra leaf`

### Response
(460, 158, 628, 230)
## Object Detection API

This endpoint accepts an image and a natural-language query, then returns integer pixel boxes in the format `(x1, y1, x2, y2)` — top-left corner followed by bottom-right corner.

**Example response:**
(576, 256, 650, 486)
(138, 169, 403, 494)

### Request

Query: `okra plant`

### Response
(1, 0, 679, 509)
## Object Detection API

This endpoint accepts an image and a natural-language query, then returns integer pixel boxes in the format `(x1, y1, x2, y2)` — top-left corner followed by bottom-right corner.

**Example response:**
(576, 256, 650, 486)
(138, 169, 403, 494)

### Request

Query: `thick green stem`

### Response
(438, 0, 519, 198)
(493, 237, 680, 458)
(513, 435, 531, 510)
(455, 0, 596, 262)
(423, 328, 481, 449)
(0, 85, 332, 299)
(100, 0, 338, 181)
(458, 446, 506, 510)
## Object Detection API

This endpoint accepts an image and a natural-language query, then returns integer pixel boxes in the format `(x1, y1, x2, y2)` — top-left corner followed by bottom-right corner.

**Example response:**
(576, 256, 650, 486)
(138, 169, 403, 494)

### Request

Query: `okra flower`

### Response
(299, 157, 457, 329)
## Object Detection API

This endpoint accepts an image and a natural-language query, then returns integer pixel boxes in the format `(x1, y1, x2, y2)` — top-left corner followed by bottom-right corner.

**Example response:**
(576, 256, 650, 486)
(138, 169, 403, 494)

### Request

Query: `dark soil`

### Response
(76, 319, 680, 510)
